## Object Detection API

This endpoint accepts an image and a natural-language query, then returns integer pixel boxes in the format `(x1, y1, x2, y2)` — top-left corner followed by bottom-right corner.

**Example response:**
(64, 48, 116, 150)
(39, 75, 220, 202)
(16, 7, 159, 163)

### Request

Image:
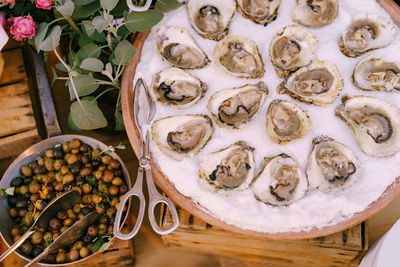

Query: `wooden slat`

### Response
(0, 81, 36, 138)
(0, 49, 26, 85)
(0, 129, 40, 160)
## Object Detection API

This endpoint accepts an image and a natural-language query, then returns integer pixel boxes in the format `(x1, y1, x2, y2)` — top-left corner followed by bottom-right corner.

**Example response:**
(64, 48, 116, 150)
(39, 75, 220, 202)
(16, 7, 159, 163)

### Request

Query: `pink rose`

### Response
(0, 14, 6, 29)
(2, 0, 15, 4)
(35, 0, 52, 10)
(8, 16, 37, 41)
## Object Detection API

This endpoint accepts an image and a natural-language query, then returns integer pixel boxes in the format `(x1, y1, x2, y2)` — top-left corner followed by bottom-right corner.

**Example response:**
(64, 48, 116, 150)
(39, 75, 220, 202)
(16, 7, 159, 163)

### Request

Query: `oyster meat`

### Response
(292, 0, 338, 27)
(339, 14, 396, 58)
(156, 25, 210, 69)
(152, 114, 214, 160)
(335, 95, 400, 157)
(188, 0, 236, 41)
(352, 54, 400, 92)
(278, 60, 343, 105)
(252, 153, 308, 206)
(307, 136, 361, 193)
(266, 100, 311, 145)
(270, 25, 318, 78)
(214, 35, 265, 78)
(152, 67, 208, 108)
(236, 0, 281, 25)
(199, 141, 255, 192)
(208, 81, 268, 128)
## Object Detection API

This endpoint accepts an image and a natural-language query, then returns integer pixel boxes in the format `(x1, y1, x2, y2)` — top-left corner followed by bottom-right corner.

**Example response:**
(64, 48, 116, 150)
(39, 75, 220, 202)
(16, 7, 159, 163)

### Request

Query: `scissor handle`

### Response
(145, 168, 179, 235)
(113, 167, 146, 240)
(126, 0, 152, 12)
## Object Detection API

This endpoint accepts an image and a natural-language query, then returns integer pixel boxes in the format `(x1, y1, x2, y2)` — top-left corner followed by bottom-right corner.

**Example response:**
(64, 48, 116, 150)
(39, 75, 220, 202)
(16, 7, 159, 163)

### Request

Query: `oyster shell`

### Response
(152, 67, 208, 108)
(156, 25, 210, 69)
(352, 54, 400, 93)
(335, 95, 400, 157)
(214, 35, 265, 78)
(307, 136, 361, 193)
(252, 153, 308, 206)
(339, 14, 396, 58)
(270, 25, 318, 78)
(199, 141, 255, 192)
(278, 60, 343, 105)
(188, 0, 236, 41)
(152, 114, 214, 160)
(236, 0, 281, 25)
(292, 0, 338, 27)
(208, 82, 269, 129)
(266, 100, 311, 145)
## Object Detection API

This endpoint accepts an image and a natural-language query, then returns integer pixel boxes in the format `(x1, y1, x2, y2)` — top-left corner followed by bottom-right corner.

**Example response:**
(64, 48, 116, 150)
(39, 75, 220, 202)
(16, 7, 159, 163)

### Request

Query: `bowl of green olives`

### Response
(0, 135, 131, 265)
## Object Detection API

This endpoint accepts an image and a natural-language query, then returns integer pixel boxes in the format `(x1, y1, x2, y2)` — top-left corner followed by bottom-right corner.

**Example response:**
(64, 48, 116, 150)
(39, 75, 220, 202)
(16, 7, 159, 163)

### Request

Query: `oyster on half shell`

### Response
(152, 114, 214, 160)
(270, 25, 318, 78)
(339, 14, 396, 58)
(152, 67, 208, 108)
(252, 153, 308, 206)
(278, 60, 343, 105)
(199, 141, 255, 192)
(156, 25, 210, 69)
(307, 136, 361, 193)
(352, 54, 400, 93)
(266, 100, 311, 145)
(208, 81, 269, 129)
(188, 0, 236, 41)
(214, 35, 265, 78)
(236, 0, 281, 25)
(292, 0, 338, 27)
(335, 95, 400, 157)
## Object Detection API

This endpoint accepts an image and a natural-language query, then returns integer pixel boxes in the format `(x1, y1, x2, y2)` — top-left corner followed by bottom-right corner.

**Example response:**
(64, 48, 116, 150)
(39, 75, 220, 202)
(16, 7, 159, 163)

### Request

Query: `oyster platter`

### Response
(122, 0, 400, 238)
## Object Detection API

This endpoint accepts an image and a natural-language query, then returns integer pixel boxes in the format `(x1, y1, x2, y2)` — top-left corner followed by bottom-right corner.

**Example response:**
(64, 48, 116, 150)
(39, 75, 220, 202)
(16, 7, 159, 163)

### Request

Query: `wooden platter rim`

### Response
(121, 1, 400, 239)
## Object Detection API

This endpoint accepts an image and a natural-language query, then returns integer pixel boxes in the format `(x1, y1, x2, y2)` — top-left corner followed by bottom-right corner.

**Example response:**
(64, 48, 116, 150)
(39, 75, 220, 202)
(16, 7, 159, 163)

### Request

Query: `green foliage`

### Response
(155, 0, 185, 13)
(125, 10, 164, 32)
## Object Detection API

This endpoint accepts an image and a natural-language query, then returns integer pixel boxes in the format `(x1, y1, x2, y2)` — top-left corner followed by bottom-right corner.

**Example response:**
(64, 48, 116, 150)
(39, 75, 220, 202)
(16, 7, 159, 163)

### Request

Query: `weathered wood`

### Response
(0, 53, 4, 80)
(0, 48, 26, 86)
(0, 129, 40, 160)
(0, 81, 36, 138)
(161, 206, 368, 266)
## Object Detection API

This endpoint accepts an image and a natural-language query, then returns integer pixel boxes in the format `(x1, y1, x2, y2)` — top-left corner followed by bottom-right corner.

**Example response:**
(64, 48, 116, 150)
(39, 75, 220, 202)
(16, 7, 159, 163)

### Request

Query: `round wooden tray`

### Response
(121, 11, 400, 239)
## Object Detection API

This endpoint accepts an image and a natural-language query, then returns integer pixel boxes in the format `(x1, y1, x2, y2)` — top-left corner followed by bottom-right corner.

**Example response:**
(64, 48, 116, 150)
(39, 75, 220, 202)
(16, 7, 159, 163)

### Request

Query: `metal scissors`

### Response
(114, 78, 179, 240)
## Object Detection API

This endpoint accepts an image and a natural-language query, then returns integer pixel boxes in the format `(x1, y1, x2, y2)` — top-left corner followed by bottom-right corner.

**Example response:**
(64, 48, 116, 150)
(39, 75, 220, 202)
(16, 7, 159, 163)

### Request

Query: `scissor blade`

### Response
(133, 78, 151, 131)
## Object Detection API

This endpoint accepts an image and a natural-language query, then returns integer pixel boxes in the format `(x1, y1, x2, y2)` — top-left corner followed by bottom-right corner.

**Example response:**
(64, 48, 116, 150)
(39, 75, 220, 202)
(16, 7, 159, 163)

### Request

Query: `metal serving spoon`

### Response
(24, 211, 99, 267)
(113, 78, 179, 240)
(0, 190, 81, 262)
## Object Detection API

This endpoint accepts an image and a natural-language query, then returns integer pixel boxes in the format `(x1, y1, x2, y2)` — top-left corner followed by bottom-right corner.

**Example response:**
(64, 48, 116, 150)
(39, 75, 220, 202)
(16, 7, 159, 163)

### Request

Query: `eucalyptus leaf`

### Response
(125, 10, 163, 32)
(155, 0, 184, 13)
(100, 0, 118, 11)
(68, 74, 99, 100)
(51, 67, 59, 87)
(74, 0, 95, 5)
(74, 1, 101, 18)
(78, 34, 92, 47)
(80, 58, 104, 72)
(115, 109, 124, 131)
(70, 98, 107, 130)
(39, 26, 62, 52)
(55, 63, 68, 72)
(77, 43, 101, 60)
(34, 22, 49, 52)
(68, 112, 82, 130)
(92, 16, 107, 32)
(114, 40, 136, 66)
(82, 20, 95, 36)
(56, 0, 75, 16)
(105, 63, 112, 75)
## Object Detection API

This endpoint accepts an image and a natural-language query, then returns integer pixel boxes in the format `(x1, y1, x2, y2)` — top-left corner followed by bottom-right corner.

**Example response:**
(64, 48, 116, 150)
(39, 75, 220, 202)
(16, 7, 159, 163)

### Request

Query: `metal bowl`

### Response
(0, 135, 132, 266)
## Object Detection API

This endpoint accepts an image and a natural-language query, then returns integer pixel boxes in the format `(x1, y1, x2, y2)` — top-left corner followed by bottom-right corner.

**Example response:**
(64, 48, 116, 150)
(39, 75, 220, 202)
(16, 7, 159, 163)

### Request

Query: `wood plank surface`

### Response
(0, 49, 26, 86)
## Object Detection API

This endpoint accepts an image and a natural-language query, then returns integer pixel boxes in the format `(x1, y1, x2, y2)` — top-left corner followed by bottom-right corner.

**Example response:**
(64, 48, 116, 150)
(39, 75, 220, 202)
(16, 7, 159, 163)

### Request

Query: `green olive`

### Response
(101, 155, 112, 165)
(73, 204, 82, 214)
(112, 177, 123, 186)
(53, 233, 60, 240)
(13, 235, 21, 242)
(62, 143, 70, 153)
(106, 208, 116, 218)
(82, 184, 92, 194)
(109, 186, 119, 196)
(21, 166, 33, 177)
(102, 170, 114, 183)
(92, 194, 102, 204)
(37, 158, 44, 166)
(82, 194, 92, 204)
(23, 213, 33, 226)
(17, 185, 28, 195)
(11, 226, 20, 236)
(44, 158, 53, 171)
(31, 231, 43, 245)
(79, 247, 90, 258)
(43, 232, 53, 243)
(67, 209, 77, 219)
(21, 242, 33, 255)
(29, 183, 41, 194)
(45, 149, 54, 158)
(94, 171, 103, 180)
(73, 241, 84, 250)
(54, 182, 64, 191)
(62, 173, 74, 184)
(66, 154, 78, 165)
(60, 226, 68, 233)
(63, 218, 75, 227)
(56, 252, 67, 263)
(9, 208, 17, 218)
(30, 194, 40, 203)
(61, 166, 69, 175)
(87, 225, 98, 237)
(70, 139, 81, 149)
(54, 159, 63, 171)
(68, 249, 80, 262)
(49, 218, 61, 230)
(98, 224, 107, 235)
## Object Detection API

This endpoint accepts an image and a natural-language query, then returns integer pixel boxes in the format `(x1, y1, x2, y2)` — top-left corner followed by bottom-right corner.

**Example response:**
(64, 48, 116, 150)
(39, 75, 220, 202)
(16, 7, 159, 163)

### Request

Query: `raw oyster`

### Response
(236, 0, 281, 25)
(199, 141, 255, 191)
(188, 0, 236, 41)
(292, 0, 338, 27)
(270, 25, 318, 78)
(152, 67, 208, 108)
(339, 14, 396, 58)
(278, 60, 343, 105)
(352, 54, 400, 92)
(307, 136, 361, 193)
(335, 95, 400, 157)
(266, 100, 311, 145)
(207, 81, 268, 129)
(151, 114, 213, 160)
(156, 25, 210, 69)
(252, 153, 308, 206)
(214, 35, 265, 78)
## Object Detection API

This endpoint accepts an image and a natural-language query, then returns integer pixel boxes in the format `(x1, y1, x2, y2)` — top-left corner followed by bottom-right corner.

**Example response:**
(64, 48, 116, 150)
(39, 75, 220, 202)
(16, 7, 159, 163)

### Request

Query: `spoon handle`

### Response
(24, 247, 49, 267)
(0, 229, 35, 262)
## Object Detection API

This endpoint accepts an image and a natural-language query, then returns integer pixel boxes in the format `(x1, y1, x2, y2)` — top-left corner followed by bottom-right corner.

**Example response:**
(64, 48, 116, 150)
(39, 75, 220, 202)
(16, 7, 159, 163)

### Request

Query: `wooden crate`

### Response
(161, 206, 368, 267)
